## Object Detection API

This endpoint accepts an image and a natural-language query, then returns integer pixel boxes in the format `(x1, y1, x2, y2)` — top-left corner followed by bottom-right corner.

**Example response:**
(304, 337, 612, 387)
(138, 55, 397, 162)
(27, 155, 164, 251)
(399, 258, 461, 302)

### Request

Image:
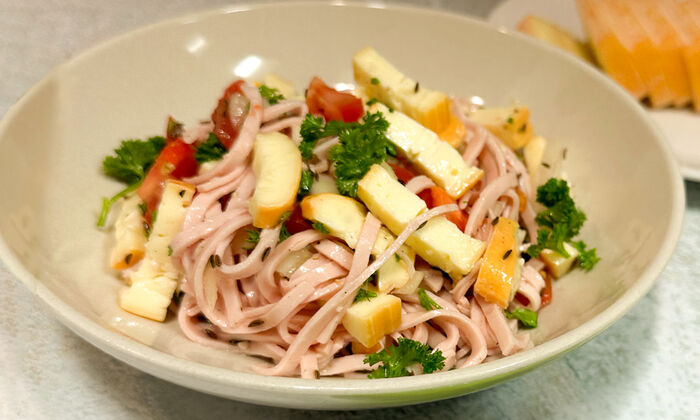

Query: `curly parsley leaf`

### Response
(98, 136, 166, 227)
(243, 228, 261, 250)
(526, 178, 599, 271)
(417, 288, 441, 311)
(195, 133, 226, 163)
(354, 288, 377, 303)
(505, 308, 538, 329)
(258, 84, 285, 105)
(297, 169, 314, 199)
(364, 338, 445, 378)
(298, 112, 394, 197)
(328, 111, 394, 197)
(571, 240, 600, 271)
(299, 114, 326, 160)
(102, 136, 166, 185)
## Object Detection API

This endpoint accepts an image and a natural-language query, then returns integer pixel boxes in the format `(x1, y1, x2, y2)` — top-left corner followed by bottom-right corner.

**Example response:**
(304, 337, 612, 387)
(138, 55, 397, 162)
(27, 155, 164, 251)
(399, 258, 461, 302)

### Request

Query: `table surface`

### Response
(1, 1, 699, 419)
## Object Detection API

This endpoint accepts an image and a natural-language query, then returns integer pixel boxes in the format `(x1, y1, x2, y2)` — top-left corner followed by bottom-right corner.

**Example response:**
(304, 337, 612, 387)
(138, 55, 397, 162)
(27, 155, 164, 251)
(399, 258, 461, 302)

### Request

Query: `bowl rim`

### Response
(0, 0, 686, 403)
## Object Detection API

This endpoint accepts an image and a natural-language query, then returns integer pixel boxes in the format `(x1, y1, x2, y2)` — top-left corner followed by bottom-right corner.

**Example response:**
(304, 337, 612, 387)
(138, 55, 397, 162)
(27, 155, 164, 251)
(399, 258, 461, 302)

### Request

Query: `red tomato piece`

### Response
(306, 76, 363, 123)
(285, 204, 312, 235)
(211, 80, 247, 149)
(138, 139, 197, 223)
(386, 163, 467, 230)
(515, 293, 530, 306)
(388, 162, 417, 184)
(421, 187, 468, 231)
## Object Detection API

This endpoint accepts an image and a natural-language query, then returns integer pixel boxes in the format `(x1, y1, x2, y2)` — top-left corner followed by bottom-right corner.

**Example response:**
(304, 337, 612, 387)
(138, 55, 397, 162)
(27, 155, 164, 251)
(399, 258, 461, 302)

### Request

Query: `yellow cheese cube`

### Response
(119, 179, 194, 321)
(353, 46, 450, 133)
(110, 194, 146, 270)
(376, 254, 411, 293)
(357, 164, 427, 235)
(372, 103, 483, 198)
(300, 193, 415, 292)
(358, 165, 485, 280)
(468, 106, 534, 150)
(406, 216, 485, 280)
(541, 242, 580, 278)
(342, 293, 402, 348)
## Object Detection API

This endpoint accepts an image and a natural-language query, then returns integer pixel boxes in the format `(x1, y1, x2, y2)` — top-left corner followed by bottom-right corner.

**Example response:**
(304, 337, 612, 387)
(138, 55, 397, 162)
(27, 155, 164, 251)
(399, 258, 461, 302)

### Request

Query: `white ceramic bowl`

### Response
(0, 2, 684, 410)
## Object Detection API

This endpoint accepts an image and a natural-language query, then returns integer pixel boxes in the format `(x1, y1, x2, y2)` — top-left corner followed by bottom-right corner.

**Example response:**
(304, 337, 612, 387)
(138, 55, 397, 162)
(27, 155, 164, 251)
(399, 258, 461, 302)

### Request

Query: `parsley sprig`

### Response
(312, 221, 329, 234)
(329, 112, 395, 197)
(505, 308, 538, 329)
(298, 112, 395, 197)
(526, 178, 599, 271)
(417, 288, 442, 311)
(194, 133, 227, 163)
(297, 169, 314, 199)
(364, 338, 445, 378)
(98, 136, 166, 227)
(258, 84, 285, 105)
(353, 288, 377, 303)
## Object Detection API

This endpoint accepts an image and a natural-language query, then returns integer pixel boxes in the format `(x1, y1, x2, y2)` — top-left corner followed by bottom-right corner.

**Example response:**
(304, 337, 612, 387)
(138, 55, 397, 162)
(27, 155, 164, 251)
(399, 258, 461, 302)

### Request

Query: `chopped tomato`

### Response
(138, 139, 197, 223)
(306, 76, 363, 122)
(516, 272, 552, 307)
(540, 272, 553, 307)
(388, 162, 417, 184)
(211, 80, 247, 149)
(285, 204, 312, 235)
(419, 187, 468, 231)
(387, 163, 467, 230)
(515, 292, 530, 306)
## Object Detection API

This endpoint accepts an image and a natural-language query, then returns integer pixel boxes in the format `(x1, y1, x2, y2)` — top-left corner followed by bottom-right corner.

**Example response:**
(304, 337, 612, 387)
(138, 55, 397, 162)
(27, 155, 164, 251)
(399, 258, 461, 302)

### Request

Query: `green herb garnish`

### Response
(354, 288, 377, 303)
(98, 136, 166, 227)
(328, 112, 395, 197)
(370, 77, 380, 85)
(297, 169, 314, 199)
(244, 228, 261, 250)
(417, 288, 441, 311)
(526, 178, 599, 270)
(312, 221, 329, 234)
(571, 240, 600, 271)
(298, 111, 395, 198)
(505, 308, 538, 328)
(194, 132, 226, 163)
(364, 338, 445, 378)
(278, 223, 291, 243)
(258, 84, 285, 105)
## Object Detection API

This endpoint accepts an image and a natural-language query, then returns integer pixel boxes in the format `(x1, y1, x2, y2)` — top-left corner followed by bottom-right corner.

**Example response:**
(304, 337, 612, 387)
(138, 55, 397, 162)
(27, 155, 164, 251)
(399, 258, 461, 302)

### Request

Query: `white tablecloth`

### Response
(1, 1, 698, 418)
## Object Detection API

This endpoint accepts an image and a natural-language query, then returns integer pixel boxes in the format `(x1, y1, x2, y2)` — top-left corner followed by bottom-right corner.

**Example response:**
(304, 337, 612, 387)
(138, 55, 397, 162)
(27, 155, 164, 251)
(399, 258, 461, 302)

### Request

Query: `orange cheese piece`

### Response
(576, 0, 647, 100)
(625, 0, 692, 108)
(435, 111, 466, 148)
(474, 217, 521, 308)
(667, 0, 700, 112)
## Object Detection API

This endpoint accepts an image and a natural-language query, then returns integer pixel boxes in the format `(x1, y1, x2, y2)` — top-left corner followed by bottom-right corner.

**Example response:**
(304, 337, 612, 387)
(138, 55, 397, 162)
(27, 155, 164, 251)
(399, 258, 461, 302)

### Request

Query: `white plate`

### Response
(0, 2, 685, 410)
(489, 0, 700, 181)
